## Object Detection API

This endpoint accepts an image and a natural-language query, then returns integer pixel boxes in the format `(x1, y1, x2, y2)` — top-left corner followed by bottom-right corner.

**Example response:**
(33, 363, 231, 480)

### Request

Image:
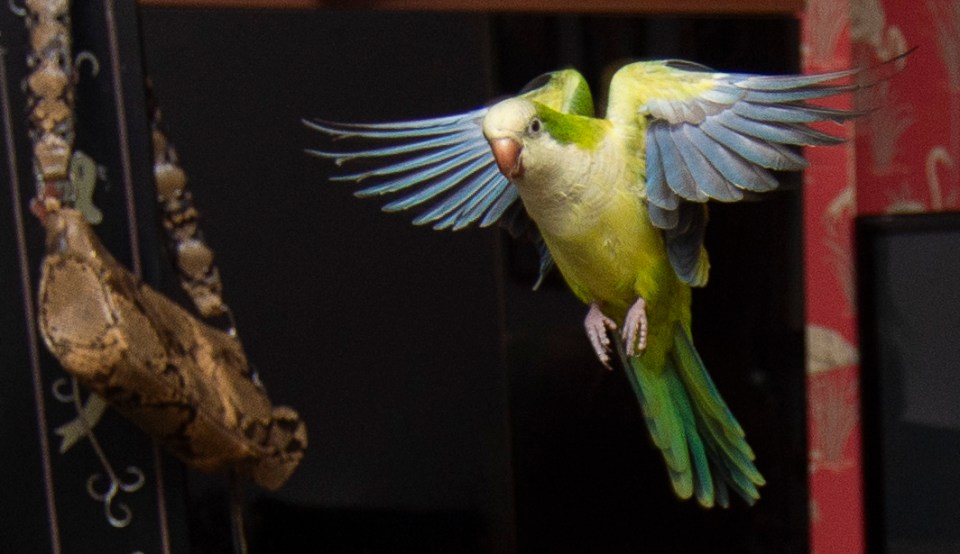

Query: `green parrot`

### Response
(306, 60, 866, 508)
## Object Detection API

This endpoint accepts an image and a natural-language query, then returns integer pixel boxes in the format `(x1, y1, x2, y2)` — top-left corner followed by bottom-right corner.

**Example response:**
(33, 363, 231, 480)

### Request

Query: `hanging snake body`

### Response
(38, 208, 307, 490)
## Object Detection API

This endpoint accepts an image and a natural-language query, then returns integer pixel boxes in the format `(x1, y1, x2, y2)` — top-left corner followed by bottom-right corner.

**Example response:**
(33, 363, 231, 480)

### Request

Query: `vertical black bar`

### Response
(0, 32, 61, 554)
(855, 215, 888, 554)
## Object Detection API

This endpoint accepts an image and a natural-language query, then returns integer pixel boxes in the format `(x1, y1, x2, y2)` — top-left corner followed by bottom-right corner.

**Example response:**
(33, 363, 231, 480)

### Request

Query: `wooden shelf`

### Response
(137, 0, 804, 15)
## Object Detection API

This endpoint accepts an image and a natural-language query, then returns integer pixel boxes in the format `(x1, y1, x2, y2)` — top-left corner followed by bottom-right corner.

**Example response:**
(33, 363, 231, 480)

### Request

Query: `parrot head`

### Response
(482, 97, 610, 185)
(482, 98, 540, 180)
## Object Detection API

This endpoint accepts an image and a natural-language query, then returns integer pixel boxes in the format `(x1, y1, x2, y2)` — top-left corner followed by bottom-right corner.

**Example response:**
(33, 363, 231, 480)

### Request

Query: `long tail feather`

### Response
(616, 325, 764, 508)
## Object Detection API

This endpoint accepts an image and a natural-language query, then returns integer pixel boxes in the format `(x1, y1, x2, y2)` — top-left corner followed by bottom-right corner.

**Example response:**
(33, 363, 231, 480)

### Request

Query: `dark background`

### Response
(858, 214, 960, 554)
(0, 7, 809, 553)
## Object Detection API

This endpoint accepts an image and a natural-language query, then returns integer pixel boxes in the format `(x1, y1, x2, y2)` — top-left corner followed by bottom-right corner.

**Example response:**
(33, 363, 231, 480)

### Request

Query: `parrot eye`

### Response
(528, 118, 542, 135)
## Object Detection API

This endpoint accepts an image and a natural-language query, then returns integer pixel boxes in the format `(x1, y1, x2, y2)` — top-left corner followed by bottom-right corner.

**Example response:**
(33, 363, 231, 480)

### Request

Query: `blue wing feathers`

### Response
(381, 155, 489, 212)
(715, 111, 844, 146)
(680, 125, 779, 192)
(302, 120, 477, 140)
(665, 203, 708, 285)
(307, 133, 468, 163)
(354, 147, 487, 197)
(480, 186, 519, 228)
(644, 129, 680, 210)
(331, 140, 478, 182)
(700, 119, 807, 171)
(304, 108, 485, 132)
(699, 86, 742, 105)
(653, 125, 707, 202)
(308, 106, 553, 286)
(670, 127, 743, 202)
(731, 101, 857, 124)
(451, 175, 510, 230)
(307, 107, 521, 232)
(412, 165, 501, 227)
(644, 63, 862, 230)
(733, 68, 858, 90)
(648, 204, 679, 230)
(741, 84, 856, 104)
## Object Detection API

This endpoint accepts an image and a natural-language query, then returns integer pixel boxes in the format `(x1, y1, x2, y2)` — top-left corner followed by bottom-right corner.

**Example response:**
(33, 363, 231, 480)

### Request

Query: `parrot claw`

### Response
(622, 296, 648, 357)
(584, 303, 618, 370)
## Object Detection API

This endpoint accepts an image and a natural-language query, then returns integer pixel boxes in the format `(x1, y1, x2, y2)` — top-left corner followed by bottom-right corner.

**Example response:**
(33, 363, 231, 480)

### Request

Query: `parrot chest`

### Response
(515, 131, 676, 315)
(538, 188, 670, 314)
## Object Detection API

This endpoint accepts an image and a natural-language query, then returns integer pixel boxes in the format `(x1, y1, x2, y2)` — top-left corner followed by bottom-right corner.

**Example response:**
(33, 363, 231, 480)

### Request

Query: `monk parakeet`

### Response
(306, 60, 865, 508)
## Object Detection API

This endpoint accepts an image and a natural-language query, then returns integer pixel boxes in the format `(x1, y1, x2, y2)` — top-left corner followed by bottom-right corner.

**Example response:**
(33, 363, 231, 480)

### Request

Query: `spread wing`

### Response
(305, 69, 596, 288)
(610, 60, 864, 229)
(306, 108, 515, 231)
(606, 59, 884, 284)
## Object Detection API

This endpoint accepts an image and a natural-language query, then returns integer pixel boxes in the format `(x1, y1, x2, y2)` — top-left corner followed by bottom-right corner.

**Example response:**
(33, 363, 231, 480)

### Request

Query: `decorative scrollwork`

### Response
(73, 50, 99, 77)
(86, 465, 145, 528)
(8, 0, 26, 17)
(51, 377, 145, 527)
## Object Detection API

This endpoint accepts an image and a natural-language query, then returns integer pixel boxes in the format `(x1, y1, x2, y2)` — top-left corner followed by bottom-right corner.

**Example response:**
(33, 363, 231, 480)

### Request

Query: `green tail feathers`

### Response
(616, 323, 765, 508)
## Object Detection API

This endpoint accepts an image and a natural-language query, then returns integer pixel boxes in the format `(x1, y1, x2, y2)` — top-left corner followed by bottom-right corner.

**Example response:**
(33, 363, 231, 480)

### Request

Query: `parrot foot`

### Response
(584, 302, 618, 370)
(622, 296, 648, 357)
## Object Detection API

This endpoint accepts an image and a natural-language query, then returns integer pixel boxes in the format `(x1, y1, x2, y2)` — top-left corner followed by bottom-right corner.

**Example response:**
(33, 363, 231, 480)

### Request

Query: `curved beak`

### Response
(489, 137, 523, 179)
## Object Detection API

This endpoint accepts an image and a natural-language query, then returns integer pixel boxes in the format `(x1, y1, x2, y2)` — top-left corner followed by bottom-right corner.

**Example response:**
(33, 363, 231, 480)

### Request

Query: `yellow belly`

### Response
(540, 190, 682, 322)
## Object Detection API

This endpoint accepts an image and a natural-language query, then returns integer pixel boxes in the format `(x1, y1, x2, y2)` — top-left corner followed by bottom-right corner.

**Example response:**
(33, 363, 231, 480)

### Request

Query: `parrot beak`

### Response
(490, 137, 523, 179)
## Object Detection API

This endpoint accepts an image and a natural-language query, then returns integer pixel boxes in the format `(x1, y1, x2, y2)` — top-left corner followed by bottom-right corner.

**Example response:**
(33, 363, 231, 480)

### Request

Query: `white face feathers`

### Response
(482, 98, 539, 142)
(483, 98, 542, 180)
